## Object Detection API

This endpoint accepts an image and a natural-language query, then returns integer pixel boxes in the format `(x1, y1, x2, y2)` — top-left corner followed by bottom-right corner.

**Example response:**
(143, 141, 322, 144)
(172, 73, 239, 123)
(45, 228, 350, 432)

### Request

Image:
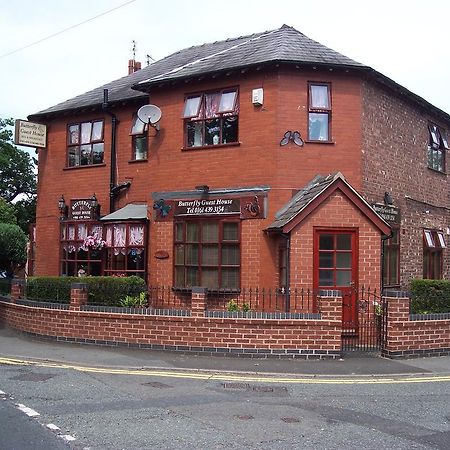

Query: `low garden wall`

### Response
(383, 291, 450, 358)
(0, 281, 342, 359)
(1, 281, 449, 359)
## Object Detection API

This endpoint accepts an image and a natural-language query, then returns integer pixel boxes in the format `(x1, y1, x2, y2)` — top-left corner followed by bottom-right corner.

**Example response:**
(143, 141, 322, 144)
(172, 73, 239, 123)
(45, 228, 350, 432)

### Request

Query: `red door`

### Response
(314, 230, 358, 329)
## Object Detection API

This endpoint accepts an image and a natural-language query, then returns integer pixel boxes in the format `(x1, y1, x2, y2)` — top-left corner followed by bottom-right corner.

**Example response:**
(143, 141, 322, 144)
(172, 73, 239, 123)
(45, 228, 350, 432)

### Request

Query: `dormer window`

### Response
(427, 123, 449, 172)
(183, 88, 239, 148)
(308, 83, 331, 142)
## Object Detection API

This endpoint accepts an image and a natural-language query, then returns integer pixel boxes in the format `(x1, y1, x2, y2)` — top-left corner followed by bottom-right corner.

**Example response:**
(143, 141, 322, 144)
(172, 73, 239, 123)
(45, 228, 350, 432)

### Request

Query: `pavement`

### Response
(1, 323, 449, 378)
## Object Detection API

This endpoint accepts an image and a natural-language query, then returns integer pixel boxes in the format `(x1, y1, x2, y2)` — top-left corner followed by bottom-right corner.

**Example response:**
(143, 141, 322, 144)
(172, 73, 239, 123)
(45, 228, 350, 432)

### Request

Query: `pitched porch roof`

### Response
(266, 172, 391, 235)
(100, 203, 148, 221)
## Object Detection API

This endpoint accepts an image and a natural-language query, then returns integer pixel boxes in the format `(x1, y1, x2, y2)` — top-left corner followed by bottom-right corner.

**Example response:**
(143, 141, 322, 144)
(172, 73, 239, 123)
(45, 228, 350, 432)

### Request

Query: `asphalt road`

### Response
(1, 360, 449, 449)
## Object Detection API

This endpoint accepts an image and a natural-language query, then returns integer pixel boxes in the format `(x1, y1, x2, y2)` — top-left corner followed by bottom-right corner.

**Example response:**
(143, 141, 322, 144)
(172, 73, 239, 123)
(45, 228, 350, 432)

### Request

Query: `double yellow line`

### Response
(1, 356, 449, 385)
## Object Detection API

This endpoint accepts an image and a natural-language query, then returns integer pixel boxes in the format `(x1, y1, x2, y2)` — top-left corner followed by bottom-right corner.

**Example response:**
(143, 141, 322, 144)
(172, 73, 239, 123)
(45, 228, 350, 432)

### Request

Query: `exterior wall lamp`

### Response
(58, 195, 68, 219)
(384, 192, 393, 206)
(91, 193, 100, 219)
(195, 185, 210, 194)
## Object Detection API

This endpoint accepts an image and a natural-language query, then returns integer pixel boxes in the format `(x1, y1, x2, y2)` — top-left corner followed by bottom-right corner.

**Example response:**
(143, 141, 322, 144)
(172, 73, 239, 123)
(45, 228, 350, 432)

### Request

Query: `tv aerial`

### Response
(137, 104, 162, 131)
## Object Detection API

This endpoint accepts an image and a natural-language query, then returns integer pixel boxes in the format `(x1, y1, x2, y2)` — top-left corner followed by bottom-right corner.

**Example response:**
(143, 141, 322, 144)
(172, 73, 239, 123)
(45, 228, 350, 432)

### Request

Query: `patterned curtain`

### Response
(114, 225, 126, 255)
(105, 226, 113, 247)
(91, 225, 103, 239)
(129, 225, 144, 246)
(78, 224, 87, 240)
(205, 93, 221, 118)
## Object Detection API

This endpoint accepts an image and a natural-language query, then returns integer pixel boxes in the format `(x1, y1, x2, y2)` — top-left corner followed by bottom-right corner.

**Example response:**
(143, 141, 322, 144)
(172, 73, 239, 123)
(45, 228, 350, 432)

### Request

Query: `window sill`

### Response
(128, 158, 148, 164)
(172, 286, 241, 294)
(182, 142, 241, 151)
(64, 163, 106, 171)
(304, 140, 335, 145)
(427, 167, 447, 175)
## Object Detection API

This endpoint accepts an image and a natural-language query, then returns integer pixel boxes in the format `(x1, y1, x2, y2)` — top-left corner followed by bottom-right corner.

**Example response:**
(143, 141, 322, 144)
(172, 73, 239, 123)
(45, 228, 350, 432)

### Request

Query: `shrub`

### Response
(119, 291, 147, 308)
(25, 276, 147, 306)
(410, 279, 450, 314)
(0, 223, 27, 272)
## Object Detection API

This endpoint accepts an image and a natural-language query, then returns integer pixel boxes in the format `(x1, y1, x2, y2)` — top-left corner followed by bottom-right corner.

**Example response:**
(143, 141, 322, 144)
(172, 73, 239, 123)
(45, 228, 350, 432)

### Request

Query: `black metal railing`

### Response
(342, 287, 386, 352)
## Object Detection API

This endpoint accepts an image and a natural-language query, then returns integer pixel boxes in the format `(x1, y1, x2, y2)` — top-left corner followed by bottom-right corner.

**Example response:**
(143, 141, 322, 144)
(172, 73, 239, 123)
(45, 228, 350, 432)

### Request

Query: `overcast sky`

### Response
(1, 0, 450, 122)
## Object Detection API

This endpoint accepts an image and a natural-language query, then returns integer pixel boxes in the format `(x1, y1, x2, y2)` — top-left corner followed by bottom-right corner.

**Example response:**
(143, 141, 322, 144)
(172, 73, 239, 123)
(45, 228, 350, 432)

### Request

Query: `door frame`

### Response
(313, 227, 359, 328)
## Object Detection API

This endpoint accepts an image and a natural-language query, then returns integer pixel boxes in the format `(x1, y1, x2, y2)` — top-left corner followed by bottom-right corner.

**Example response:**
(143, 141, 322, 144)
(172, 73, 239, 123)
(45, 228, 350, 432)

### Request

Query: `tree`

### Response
(0, 117, 37, 203)
(0, 223, 27, 274)
(0, 197, 17, 224)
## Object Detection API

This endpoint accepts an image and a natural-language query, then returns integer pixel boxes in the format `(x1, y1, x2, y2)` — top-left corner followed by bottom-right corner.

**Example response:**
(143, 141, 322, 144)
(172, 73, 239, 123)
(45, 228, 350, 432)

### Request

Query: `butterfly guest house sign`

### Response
(153, 195, 265, 220)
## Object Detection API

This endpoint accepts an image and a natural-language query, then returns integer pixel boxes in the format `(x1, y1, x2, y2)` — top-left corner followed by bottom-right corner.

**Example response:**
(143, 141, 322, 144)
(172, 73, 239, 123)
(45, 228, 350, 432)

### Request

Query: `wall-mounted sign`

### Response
(70, 199, 96, 221)
(153, 194, 265, 221)
(14, 119, 47, 148)
(372, 203, 400, 225)
(175, 198, 241, 217)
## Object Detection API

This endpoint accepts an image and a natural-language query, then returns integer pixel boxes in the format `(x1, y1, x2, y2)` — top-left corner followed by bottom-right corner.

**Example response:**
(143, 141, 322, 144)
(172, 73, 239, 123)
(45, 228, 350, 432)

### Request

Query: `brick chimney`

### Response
(128, 59, 142, 75)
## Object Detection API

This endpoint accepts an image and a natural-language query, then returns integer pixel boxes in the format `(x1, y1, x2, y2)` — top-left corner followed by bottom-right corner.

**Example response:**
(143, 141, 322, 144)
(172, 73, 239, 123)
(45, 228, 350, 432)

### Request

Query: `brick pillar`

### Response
(70, 282, 88, 311)
(191, 287, 207, 317)
(384, 290, 410, 322)
(10, 279, 25, 303)
(318, 289, 342, 321)
(383, 290, 410, 355)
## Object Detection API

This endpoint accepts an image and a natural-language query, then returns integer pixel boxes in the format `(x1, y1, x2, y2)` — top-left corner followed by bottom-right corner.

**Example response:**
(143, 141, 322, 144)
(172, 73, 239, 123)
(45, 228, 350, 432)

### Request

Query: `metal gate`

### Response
(342, 288, 387, 352)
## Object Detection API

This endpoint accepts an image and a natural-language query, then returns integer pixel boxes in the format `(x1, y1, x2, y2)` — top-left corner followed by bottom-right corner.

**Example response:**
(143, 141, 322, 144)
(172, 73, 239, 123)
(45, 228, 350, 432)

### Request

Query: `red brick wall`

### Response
(0, 299, 341, 358)
(35, 68, 363, 286)
(290, 191, 381, 291)
(384, 295, 450, 357)
(361, 80, 450, 286)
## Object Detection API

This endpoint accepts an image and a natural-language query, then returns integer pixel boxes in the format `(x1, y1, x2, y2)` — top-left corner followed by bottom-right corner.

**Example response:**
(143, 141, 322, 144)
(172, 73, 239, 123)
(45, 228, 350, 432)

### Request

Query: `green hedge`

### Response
(25, 276, 147, 306)
(410, 279, 450, 314)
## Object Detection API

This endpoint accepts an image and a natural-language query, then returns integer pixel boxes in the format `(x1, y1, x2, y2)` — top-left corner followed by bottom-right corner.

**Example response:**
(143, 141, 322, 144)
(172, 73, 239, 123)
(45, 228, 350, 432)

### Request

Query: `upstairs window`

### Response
(130, 114, 148, 160)
(67, 120, 104, 167)
(183, 89, 239, 148)
(308, 83, 331, 142)
(427, 123, 449, 172)
(423, 229, 446, 279)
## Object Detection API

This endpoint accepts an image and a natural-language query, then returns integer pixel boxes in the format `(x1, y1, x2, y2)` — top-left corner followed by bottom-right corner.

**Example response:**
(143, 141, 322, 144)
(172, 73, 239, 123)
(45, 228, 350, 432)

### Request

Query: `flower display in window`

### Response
(82, 235, 106, 251)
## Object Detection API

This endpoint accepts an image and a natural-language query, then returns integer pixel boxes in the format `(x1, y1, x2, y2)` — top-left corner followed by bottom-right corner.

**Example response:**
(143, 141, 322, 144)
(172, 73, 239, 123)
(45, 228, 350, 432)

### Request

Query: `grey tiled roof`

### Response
(135, 25, 365, 89)
(267, 173, 341, 230)
(29, 24, 450, 123)
(29, 25, 365, 119)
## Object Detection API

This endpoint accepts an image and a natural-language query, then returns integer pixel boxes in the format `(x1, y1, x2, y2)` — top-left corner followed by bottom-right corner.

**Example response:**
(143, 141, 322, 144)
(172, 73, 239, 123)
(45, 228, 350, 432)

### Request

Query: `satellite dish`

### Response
(137, 104, 162, 126)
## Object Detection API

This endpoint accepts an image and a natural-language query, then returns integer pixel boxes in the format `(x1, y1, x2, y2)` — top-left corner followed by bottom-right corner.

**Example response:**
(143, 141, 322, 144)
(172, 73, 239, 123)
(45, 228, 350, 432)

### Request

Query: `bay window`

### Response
(104, 223, 146, 278)
(174, 220, 240, 289)
(183, 88, 239, 148)
(60, 222, 103, 276)
(67, 120, 104, 167)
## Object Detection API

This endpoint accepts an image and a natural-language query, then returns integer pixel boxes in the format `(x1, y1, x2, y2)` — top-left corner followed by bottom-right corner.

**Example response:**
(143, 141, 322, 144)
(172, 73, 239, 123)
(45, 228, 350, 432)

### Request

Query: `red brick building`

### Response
(28, 25, 450, 320)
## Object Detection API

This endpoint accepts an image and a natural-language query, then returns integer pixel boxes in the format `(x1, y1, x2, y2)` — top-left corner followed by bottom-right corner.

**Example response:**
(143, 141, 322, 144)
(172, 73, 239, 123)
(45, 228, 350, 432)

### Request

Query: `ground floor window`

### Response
(383, 228, 399, 287)
(423, 229, 445, 279)
(174, 219, 240, 289)
(60, 221, 146, 278)
(279, 244, 288, 289)
(60, 222, 104, 276)
(103, 223, 146, 278)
